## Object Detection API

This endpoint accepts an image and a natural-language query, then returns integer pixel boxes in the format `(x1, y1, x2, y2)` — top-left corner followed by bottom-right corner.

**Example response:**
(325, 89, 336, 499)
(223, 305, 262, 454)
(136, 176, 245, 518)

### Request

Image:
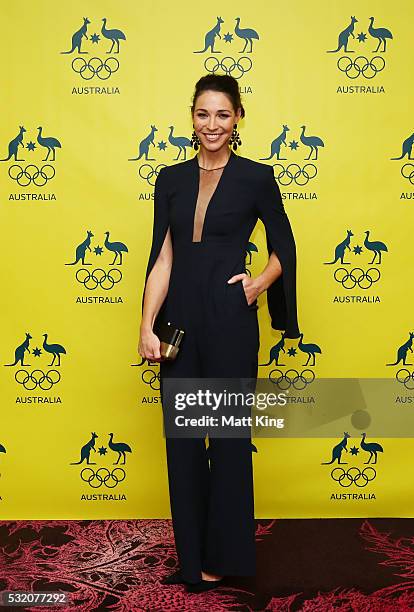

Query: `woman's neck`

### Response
(197, 147, 231, 170)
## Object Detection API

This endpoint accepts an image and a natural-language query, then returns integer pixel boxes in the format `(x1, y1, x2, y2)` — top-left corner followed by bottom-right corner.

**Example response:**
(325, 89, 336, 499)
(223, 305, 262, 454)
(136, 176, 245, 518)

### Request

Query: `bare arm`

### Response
(228, 250, 282, 305)
(139, 228, 173, 360)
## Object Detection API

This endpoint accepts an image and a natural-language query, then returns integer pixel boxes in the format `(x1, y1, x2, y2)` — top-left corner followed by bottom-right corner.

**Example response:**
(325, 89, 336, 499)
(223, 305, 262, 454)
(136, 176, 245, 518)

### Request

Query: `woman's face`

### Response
(192, 90, 241, 153)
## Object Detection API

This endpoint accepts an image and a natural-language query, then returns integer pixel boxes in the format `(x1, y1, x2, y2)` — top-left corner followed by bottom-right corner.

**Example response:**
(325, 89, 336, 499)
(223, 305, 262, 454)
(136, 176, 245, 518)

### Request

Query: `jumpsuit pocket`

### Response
(227, 279, 258, 311)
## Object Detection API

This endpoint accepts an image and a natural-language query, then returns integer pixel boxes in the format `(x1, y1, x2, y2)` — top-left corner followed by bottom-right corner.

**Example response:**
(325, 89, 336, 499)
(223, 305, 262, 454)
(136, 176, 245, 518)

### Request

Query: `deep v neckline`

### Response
(191, 149, 235, 243)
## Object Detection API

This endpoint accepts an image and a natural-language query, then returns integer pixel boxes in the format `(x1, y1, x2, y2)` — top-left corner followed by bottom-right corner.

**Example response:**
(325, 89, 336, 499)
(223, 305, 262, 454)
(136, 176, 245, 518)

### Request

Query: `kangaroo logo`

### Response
(327, 17, 358, 53)
(193, 16, 259, 79)
(4, 333, 32, 367)
(324, 230, 354, 265)
(391, 132, 414, 185)
(322, 432, 383, 488)
(387, 332, 414, 367)
(327, 15, 392, 53)
(61, 17, 91, 54)
(66, 231, 95, 266)
(71, 432, 98, 465)
(321, 432, 351, 464)
(4, 332, 66, 390)
(194, 16, 224, 53)
(391, 132, 414, 161)
(325, 229, 388, 289)
(327, 15, 393, 79)
(129, 124, 193, 185)
(387, 332, 414, 389)
(62, 17, 126, 81)
(259, 333, 287, 367)
(1, 125, 61, 188)
(129, 126, 159, 162)
(71, 433, 133, 465)
(259, 124, 324, 187)
(259, 331, 321, 389)
(65, 230, 128, 290)
(0, 126, 26, 162)
(71, 432, 133, 489)
(4, 332, 66, 367)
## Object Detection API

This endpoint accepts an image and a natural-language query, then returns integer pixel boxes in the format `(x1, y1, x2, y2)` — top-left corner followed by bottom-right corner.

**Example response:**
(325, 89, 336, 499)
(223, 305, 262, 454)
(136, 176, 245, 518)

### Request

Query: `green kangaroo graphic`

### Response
(259, 126, 290, 161)
(71, 432, 98, 465)
(327, 16, 358, 53)
(324, 230, 353, 265)
(0, 126, 26, 161)
(321, 432, 350, 464)
(4, 333, 32, 366)
(387, 332, 414, 366)
(194, 17, 224, 53)
(61, 17, 90, 54)
(65, 231, 94, 265)
(128, 126, 158, 161)
(259, 333, 286, 366)
(390, 132, 414, 160)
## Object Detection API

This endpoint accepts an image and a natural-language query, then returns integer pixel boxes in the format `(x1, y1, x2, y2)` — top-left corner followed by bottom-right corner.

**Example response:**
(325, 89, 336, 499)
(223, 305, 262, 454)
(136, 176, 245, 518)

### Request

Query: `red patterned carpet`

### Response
(1, 518, 414, 611)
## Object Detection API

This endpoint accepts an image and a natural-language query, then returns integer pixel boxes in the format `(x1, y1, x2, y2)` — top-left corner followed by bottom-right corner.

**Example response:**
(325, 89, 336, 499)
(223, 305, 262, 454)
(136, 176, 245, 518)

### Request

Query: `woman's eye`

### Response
(197, 113, 230, 119)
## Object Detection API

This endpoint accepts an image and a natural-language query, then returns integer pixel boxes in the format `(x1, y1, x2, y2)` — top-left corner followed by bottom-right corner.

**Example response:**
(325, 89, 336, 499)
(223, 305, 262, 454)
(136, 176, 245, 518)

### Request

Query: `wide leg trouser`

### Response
(160, 308, 259, 583)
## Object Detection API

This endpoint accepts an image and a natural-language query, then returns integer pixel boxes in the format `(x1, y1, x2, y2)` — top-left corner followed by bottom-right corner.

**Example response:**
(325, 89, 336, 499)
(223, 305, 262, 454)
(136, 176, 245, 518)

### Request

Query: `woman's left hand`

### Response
(227, 273, 263, 306)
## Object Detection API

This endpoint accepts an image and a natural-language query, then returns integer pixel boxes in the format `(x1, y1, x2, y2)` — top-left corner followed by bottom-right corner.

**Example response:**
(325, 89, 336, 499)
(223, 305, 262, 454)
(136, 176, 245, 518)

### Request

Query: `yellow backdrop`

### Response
(1, 0, 413, 518)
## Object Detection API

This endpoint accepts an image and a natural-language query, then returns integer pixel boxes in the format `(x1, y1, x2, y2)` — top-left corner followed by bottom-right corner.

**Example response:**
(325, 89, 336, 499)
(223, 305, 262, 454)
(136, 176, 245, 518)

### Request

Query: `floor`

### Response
(1, 518, 413, 611)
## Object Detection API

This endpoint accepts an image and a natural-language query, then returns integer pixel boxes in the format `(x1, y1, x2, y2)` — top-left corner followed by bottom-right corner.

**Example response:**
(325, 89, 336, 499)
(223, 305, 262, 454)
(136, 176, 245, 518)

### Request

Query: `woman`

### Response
(139, 74, 300, 593)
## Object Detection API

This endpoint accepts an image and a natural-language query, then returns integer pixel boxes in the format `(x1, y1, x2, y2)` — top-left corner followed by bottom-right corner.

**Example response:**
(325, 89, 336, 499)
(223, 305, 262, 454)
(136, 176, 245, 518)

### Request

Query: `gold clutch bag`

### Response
(154, 319, 185, 361)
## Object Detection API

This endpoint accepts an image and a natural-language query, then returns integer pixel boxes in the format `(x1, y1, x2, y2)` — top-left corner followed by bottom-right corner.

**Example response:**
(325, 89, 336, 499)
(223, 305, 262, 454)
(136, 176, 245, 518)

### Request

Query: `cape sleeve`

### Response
(141, 166, 170, 325)
(255, 165, 300, 339)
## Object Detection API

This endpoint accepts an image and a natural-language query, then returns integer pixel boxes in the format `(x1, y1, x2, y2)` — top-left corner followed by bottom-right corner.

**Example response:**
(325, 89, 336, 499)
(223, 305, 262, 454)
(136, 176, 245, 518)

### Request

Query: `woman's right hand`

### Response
(138, 325, 163, 362)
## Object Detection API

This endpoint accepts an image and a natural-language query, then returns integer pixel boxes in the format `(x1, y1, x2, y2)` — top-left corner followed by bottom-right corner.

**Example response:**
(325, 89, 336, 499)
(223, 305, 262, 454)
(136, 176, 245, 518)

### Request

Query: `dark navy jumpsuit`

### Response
(141, 149, 300, 583)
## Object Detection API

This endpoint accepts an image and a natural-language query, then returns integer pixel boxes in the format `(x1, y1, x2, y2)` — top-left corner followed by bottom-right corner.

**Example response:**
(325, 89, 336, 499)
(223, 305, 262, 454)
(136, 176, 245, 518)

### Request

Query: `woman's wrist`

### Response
(253, 274, 269, 295)
(140, 319, 154, 335)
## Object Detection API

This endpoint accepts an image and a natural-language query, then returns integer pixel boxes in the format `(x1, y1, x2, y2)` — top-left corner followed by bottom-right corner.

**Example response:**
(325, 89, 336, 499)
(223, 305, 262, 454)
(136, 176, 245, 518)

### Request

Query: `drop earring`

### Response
(228, 123, 242, 151)
(191, 128, 201, 151)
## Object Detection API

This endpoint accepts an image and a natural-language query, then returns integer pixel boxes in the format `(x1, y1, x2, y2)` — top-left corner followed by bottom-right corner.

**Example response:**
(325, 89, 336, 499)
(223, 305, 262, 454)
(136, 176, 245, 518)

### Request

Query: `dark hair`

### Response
(191, 74, 245, 118)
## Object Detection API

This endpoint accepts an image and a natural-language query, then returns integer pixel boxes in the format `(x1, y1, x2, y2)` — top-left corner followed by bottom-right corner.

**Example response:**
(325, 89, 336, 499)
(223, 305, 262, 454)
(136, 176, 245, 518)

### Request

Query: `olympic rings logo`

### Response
(334, 267, 381, 289)
(76, 268, 122, 290)
(331, 466, 376, 487)
(401, 164, 414, 184)
(71, 57, 120, 80)
(15, 369, 61, 390)
(395, 369, 414, 390)
(138, 163, 167, 187)
(142, 368, 161, 391)
(271, 163, 318, 186)
(8, 164, 55, 187)
(268, 368, 315, 390)
(80, 467, 126, 488)
(337, 55, 385, 79)
(204, 56, 252, 80)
